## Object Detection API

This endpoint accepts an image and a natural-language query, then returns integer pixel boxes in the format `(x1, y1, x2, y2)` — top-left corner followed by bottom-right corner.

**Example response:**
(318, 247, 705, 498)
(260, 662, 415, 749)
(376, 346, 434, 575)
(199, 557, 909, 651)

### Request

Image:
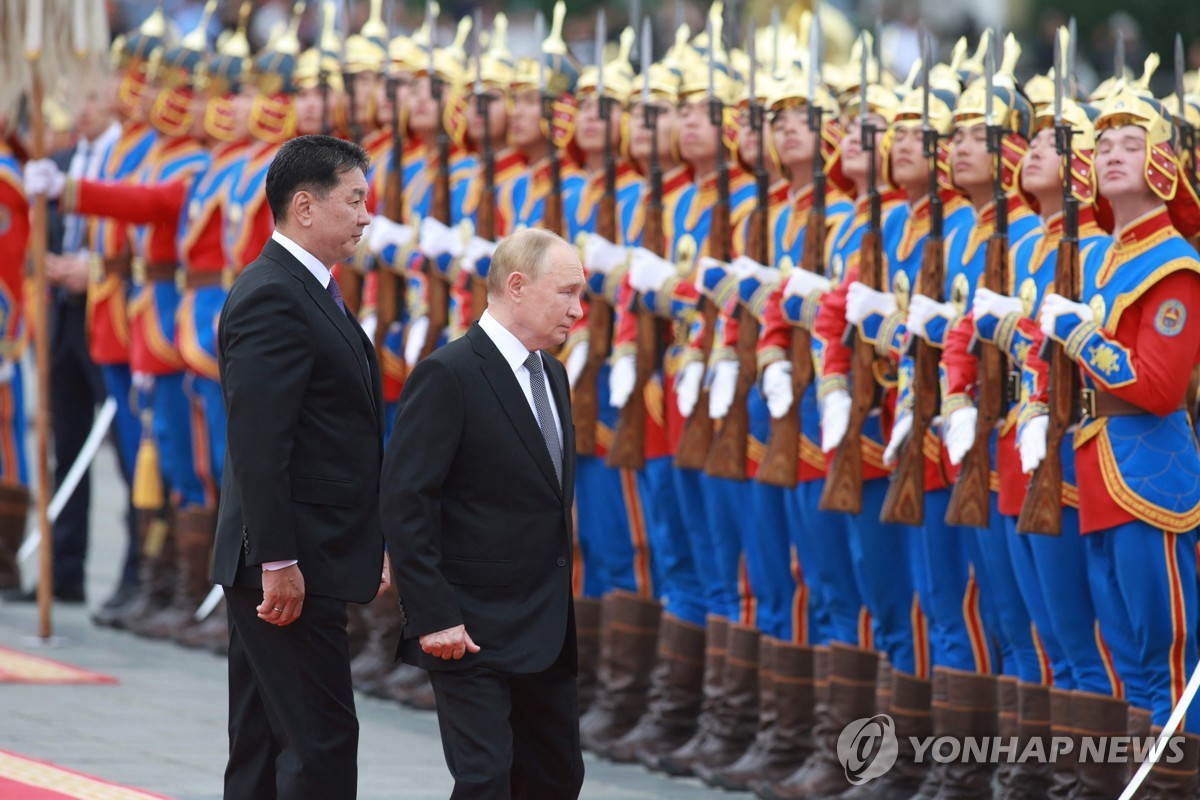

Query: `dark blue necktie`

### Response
(327, 276, 346, 315)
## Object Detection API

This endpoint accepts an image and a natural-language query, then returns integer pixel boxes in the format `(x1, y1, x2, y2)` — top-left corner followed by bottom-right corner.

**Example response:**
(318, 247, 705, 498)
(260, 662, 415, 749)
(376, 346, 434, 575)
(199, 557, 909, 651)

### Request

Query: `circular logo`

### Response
(837, 714, 899, 786)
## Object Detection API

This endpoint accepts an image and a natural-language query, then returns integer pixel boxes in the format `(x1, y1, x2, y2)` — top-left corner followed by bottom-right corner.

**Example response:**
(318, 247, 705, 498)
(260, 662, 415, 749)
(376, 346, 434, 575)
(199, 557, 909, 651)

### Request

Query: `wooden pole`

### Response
(26, 0, 54, 640)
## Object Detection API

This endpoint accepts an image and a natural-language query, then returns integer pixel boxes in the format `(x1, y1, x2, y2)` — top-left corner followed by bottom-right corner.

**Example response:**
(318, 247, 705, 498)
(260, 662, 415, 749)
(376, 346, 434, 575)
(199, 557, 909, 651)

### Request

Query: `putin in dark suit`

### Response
(382, 227, 587, 799)
(213, 135, 387, 800)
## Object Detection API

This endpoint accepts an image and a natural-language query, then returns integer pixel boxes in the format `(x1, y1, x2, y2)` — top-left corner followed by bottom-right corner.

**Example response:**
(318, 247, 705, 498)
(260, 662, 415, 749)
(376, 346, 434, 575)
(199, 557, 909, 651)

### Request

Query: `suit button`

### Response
(556, 556, 566, 567)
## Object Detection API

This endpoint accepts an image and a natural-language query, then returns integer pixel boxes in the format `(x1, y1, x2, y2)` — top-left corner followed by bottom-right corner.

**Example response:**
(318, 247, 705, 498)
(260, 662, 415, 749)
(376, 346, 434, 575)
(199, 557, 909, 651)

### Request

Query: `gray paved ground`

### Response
(0, 441, 742, 799)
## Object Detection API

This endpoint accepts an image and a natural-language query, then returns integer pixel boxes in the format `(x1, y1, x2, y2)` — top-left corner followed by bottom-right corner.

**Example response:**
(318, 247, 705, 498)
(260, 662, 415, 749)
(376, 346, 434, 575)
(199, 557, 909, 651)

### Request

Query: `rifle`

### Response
(881, 35, 941, 525)
(538, 8, 565, 237)
(607, 17, 660, 470)
(419, 4, 451, 361)
(945, 42, 1007, 528)
(575, 12, 616, 457)
(706, 20, 764, 480)
(820, 42, 878, 514)
(1018, 29, 1075, 535)
(674, 15, 728, 470)
(375, 2, 404, 366)
(337, 0, 365, 315)
(757, 13, 824, 488)
(470, 10, 495, 321)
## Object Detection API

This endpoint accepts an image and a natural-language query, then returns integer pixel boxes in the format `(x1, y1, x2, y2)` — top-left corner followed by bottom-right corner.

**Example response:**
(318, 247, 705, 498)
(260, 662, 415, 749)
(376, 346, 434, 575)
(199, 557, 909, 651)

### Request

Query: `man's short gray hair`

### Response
(487, 228, 569, 299)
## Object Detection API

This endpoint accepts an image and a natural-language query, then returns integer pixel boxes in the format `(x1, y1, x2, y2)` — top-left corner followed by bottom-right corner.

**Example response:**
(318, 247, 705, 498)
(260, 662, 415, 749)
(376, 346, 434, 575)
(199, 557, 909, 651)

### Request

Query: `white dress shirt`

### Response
(478, 309, 564, 449)
(64, 122, 121, 254)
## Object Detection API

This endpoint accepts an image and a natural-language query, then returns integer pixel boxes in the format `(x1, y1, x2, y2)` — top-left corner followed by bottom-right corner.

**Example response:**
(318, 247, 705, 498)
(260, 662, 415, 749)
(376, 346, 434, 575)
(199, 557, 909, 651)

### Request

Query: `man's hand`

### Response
(884, 412, 913, 466)
(944, 407, 978, 466)
(675, 361, 704, 418)
(609, 354, 636, 408)
(820, 389, 852, 453)
(708, 360, 738, 419)
(1019, 415, 1049, 474)
(24, 158, 65, 198)
(45, 253, 90, 294)
(420, 624, 481, 660)
(377, 552, 392, 598)
(762, 361, 794, 419)
(565, 340, 589, 389)
(258, 564, 305, 626)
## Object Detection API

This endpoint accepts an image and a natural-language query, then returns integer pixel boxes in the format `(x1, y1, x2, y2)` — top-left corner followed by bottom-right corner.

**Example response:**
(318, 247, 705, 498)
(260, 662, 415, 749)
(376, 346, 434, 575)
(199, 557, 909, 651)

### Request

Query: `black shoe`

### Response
(3, 584, 85, 604)
(92, 582, 139, 626)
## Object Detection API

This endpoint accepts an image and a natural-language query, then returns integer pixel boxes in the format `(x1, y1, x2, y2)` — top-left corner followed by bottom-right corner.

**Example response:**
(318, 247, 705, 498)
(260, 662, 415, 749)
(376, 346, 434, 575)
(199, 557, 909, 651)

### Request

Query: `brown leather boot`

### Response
(660, 619, 758, 776)
(1128, 705, 1152, 782)
(910, 666, 950, 800)
(178, 596, 229, 654)
(117, 509, 176, 631)
(351, 588, 404, 694)
(132, 506, 214, 640)
(752, 643, 879, 800)
(838, 669, 933, 800)
(931, 668, 998, 800)
(1048, 688, 1076, 799)
(877, 656, 894, 715)
(648, 615, 728, 772)
(0, 483, 29, 589)
(580, 591, 662, 751)
(695, 632, 772, 787)
(575, 596, 601, 713)
(1001, 681, 1053, 799)
(1071, 691, 1130, 800)
(600, 613, 705, 764)
(994, 675, 1019, 795)
(1139, 729, 1200, 798)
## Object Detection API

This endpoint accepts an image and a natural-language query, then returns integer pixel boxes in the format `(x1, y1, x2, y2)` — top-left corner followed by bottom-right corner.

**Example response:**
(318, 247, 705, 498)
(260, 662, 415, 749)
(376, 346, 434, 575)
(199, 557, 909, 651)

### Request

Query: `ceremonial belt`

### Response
(182, 268, 234, 290)
(1081, 388, 1186, 418)
(103, 254, 132, 279)
(132, 258, 179, 284)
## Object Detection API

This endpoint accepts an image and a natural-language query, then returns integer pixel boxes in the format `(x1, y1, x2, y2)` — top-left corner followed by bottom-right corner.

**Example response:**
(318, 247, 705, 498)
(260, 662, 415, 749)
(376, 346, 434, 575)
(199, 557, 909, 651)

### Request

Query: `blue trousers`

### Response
(1086, 523, 1198, 730)
(973, 503, 1041, 682)
(846, 478, 919, 676)
(150, 372, 204, 509)
(101, 364, 140, 483)
(575, 456, 652, 599)
(701, 474, 752, 624)
(187, 374, 226, 507)
(787, 479, 865, 648)
(641, 457, 705, 626)
(918, 488, 996, 674)
(744, 481, 801, 640)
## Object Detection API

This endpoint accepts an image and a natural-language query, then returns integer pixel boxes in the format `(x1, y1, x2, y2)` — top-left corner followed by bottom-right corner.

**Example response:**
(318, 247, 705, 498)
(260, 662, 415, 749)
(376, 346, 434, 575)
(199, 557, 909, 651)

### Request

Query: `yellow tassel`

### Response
(132, 410, 164, 511)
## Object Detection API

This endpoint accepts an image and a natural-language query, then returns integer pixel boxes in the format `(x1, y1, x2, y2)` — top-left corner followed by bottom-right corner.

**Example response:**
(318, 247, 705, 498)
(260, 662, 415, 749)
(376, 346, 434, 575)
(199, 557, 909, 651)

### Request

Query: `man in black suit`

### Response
(213, 135, 387, 800)
(382, 227, 587, 799)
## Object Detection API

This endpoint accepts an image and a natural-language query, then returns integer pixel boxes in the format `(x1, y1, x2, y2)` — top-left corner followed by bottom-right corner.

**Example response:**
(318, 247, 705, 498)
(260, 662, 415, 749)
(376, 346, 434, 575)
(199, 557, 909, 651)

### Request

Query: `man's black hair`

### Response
(265, 134, 370, 224)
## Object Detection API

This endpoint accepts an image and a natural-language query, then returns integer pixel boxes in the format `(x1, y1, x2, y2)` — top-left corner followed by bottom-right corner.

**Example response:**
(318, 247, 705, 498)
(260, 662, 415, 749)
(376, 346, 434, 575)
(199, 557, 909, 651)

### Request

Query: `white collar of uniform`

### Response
(478, 309, 536, 374)
(271, 229, 331, 288)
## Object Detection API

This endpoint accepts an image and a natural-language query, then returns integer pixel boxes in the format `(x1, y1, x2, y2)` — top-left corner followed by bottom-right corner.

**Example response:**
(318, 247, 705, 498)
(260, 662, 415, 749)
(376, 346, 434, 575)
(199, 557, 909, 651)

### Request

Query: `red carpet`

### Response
(0, 647, 117, 684)
(0, 751, 172, 799)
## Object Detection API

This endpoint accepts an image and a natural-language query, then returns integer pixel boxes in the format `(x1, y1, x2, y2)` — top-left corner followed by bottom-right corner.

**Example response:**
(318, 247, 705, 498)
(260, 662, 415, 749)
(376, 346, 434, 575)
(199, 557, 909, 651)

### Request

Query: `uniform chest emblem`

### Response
(1154, 299, 1187, 338)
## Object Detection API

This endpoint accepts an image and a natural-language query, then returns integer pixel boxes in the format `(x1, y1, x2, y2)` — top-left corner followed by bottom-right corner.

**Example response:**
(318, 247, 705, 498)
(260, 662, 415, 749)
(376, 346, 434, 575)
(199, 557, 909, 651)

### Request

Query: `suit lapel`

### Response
(263, 239, 374, 403)
(468, 325, 562, 497)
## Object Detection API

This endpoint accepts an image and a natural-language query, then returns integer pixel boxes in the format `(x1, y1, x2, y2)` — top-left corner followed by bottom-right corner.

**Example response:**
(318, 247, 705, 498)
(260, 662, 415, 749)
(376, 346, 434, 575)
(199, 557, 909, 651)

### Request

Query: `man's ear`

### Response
(507, 270, 525, 301)
(291, 191, 313, 228)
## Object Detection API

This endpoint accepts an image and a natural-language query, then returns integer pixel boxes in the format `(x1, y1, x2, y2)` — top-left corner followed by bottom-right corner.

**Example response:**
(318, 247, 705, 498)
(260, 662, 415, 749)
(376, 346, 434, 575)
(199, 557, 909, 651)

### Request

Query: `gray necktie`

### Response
(523, 351, 562, 485)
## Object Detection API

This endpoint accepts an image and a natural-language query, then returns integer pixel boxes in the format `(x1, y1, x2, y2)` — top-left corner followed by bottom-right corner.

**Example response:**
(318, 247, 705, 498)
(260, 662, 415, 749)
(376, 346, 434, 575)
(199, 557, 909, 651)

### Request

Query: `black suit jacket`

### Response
(381, 322, 577, 674)
(212, 237, 385, 603)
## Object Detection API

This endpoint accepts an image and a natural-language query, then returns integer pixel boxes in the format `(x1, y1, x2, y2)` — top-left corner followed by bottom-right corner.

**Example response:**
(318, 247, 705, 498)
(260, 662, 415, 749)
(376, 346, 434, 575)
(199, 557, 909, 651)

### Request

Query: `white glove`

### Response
(360, 312, 378, 344)
(565, 340, 589, 389)
(820, 389, 852, 453)
(367, 216, 415, 255)
(972, 287, 1023, 321)
(782, 268, 832, 300)
(694, 256, 730, 296)
(1039, 293, 1094, 341)
(23, 159, 65, 198)
(0, 360, 14, 385)
(762, 361, 794, 419)
(675, 361, 704, 418)
(582, 233, 626, 275)
(461, 235, 498, 276)
(731, 256, 781, 289)
(944, 406, 977, 466)
(1019, 415, 1049, 475)
(906, 293, 958, 340)
(883, 412, 913, 466)
(629, 247, 677, 293)
(404, 316, 429, 366)
(609, 355, 636, 409)
(845, 281, 898, 326)
(419, 217, 463, 258)
(708, 360, 738, 419)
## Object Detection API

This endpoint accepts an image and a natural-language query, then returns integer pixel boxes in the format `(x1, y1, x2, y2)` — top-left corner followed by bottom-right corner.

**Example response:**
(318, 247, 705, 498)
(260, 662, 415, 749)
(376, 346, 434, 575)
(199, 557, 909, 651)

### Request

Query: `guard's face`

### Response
(1096, 124, 1151, 201)
(408, 76, 439, 135)
(510, 242, 585, 350)
(889, 124, 926, 188)
(841, 113, 886, 184)
(295, 87, 325, 135)
(770, 107, 816, 173)
(509, 89, 545, 150)
(950, 123, 991, 190)
(351, 72, 380, 130)
(628, 100, 677, 162)
(467, 90, 507, 145)
(679, 99, 717, 164)
(1020, 128, 1060, 197)
(230, 85, 257, 141)
(575, 95, 620, 154)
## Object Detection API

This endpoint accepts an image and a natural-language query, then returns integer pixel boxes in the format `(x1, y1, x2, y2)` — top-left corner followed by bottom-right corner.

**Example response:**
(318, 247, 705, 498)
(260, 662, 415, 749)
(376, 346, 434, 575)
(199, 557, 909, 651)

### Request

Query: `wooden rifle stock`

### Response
(574, 174, 618, 456)
(375, 93, 404, 368)
(880, 234, 944, 525)
(819, 227, 881, 514)
(1017, 235, 1078, 534)
(420, 131, 453, 362)
(545, 156, 564, 236)
(944, 235, 1008, 528)
(471, 139, 496, 321)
